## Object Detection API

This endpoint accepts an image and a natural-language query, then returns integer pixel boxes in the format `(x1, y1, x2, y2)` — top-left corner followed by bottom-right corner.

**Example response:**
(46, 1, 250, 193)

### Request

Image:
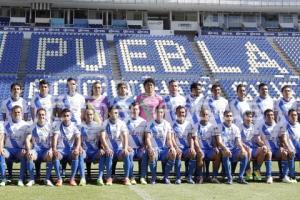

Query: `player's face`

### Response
(131, 105, 140, 117)
(118, 84, 127, 96)
(176, 108, 186, 120)
(200, 110, 209, 122)
(85, 109, 94, 123)
(67, 80, 77, 93)
(168, 82, 179, 95)
(224, 112, 233, 124)
(288, 111, 298, 124)
(264, 111, 274, 123)
(39, 84, 49, 96)
(92, 83, 102, 96)
(62, 112, 71, 123)
(156, 108, 165, 120)
(109, 109, 119, 121)
(192, 86, 202, 97)
(11, 85, 21, 98)
(282, 87, 292, 100)
(243, 114, 253, 125)
(259, 86, 268, 97)
(12, 108, 22, 121)
(37, 110, 46, 123)
(144, 82, 155, 94)
(237, 86, 246, 99)
(212, 86, 221, 98)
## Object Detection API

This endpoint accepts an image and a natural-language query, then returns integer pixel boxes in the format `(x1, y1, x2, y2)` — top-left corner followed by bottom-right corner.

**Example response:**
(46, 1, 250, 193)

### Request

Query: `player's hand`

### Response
(261, 145, 268, 153)
(189, 148, 196, 156)
(0, 148, 3, 156)
(224, 147, 232, 157)
(105, 148, 113, 157)
(175, 147, 182, 156)
(148, 147, 155, 157)
(288, 148, 295, 158)
(123, 148, 129, 156)
(53, 149, 59, 158)
(72, 149, 79, 156)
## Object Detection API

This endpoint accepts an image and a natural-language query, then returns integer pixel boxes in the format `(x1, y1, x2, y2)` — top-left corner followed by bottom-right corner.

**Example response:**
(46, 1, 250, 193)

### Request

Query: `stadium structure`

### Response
(0, 0, 299, 110)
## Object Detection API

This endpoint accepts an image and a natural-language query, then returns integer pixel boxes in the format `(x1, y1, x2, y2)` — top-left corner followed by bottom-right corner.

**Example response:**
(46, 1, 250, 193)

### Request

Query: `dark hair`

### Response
(281, 85, 291, 93)
(168, 80, 177, 85)
(211, 83, 221, 91)
(223, 110, 232, 116)
(155, 104, 165, 111)
(190, 82, 201, 92)
(91, 81, 102, 96)
(108, 105, 120, 113)
(12, 105, 22, 112)
(61, 108, 71, 115)
(143, 78, 155, 87)
(10, 82, 22, 91)
(288, 108, 297, 116)
(258, 83, 267, 90)
(236, 84, 245, 92)
(243, 110, 253, 118)
(36, 107, 47, 115)
(264, 109, 274, 117)
(129, 101, 139, 109)
(117, 82, 127, 90)
(175, 105, 186, 113)
(39, 79, 50, 87)
(67, 77, 76, 83)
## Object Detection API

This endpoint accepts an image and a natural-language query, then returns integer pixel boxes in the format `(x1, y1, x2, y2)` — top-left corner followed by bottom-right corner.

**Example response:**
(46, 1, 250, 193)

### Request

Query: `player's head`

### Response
(67, 77, 77, 93)
(199, 107, 210, 123)
(36, 108, 47, 124)
(168, 80, 179, 95)
(223, 110, 233, 125)
(38, 79, 50, 97)
(243, 110, 253, 125)
(85, 107, 95, 123)
(175, 105, 186, 120)
(190, 82, 202, 97)
(288, 108, 298, 124)
(12, 105, 23, 121)
(258, 83, 268, 98)
(61, 108, 72, 124)
(281, 85, 292, 100)
(10, 82, 23, 99)
(155, 104, 165, 121)
(129, 102, 140, 118)
(91, 81, 102, 96)
(117, 82, 128, 97)
(211, 83, 222, 98)
(108, 105, 120, 121)
(264, 109, 274, 124)
(143, 78, 155, 95)
(236, 84, 246, 99)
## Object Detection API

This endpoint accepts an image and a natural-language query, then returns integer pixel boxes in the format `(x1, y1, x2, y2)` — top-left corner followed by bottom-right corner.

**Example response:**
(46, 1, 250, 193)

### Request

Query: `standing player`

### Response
(98, 106, 133, 186)
(185, 82, 204, 124)
(52, 108, 84, 186)
(136, 78, 164, 121)
(1, 82, 28, 121)
(214, 110, 248, 184)
(202, 84, 229, 125)
(144, 105, 176, 184)
(229, 84, 252, 127)
(126, 102, 147, 185)
(25, 108, 53, 186)
(57, 78, 85, 125)
(110, 82, 135, 121)
(164, 80, 186, 123)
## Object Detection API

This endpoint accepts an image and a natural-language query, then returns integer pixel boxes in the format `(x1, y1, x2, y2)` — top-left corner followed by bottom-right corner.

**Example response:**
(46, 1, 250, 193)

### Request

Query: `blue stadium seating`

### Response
(74, 19, 89, 28)
(112, 20, 128, 29)
(0, 75, 17, 102)
(50, 18, 64, 27)
(0, 17, 10, 26)
(26, 33, 112, 75)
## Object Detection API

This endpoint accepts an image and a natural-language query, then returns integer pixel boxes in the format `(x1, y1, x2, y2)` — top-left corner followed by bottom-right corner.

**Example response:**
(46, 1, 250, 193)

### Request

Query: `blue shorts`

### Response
(132, 148, 146, 160)
(151, 147, 169, 161)
(230, 147, 242, 162)
(203, 148, 215, 160)
(6, 148, 23, 161)
(31, 148, 50, 161)
(85, 149, 98, 162)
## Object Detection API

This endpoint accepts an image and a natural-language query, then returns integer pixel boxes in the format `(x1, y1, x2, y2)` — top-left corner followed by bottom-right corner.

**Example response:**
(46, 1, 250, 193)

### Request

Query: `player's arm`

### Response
(99, 130, 113, 157)
(279, 134, 294, 155)
(0, 132, 4, 155)
(73, 133, 81, 156)
(121, 130, 129, 155)
(30, 107, 36, 121)
(188, 132, 197, 154)
(25, 133, 32, 151)
(52, 132, 59, 158)
(166, 130, 176, 155)
(145, 131, 155, 156)
(215, 135, 231, 156)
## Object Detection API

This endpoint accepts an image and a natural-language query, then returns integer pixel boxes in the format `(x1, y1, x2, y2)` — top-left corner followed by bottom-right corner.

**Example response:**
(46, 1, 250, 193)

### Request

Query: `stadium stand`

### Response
(0, 75, 17, 102)
(0, 17, 10, 26)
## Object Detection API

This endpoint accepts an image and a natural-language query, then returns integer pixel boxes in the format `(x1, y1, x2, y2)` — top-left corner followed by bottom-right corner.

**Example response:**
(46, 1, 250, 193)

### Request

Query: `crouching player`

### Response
(52, 108, 84, 186)
(25, 108, 53, 186)
(0, 121, 8, 186)
(81, 108, 102, 185)
(144, 105, 176, 184)
(126, 102, 147, 185)
(214, 110, 248, 184)
(172, 105, 198, 184)
(195, 108, 221, 184)
(99, 106, 133, 186)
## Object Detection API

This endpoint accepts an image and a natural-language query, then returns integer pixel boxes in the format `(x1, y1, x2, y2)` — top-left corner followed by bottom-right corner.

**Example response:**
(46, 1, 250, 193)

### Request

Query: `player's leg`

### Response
(162, 148, 175, 184)
(26, 149, 38, 186)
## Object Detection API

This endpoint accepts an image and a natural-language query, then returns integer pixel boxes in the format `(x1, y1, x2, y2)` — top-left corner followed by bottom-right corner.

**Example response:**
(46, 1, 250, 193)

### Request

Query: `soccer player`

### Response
(252, 83, 274, 125)
(136, 78, 164, 121)
(30, 79, 55, 122)
(164, 80, 186, 123)
(98, 105, 133, 186)
(86, 81, 109, 123)
(110, 82, 135, 121)
(144, 105, 176, 184)
(195, 108, 221, 184)
(0, 121, 7, 186)
(1, 82, 28, 121)
(202, 84, 229, 125)
(126, 102, 147, 185)
(52, 108, 84, 186)
(57, 78, 85, 125)
(274, 85, 297, 124)
(80, 108, 102, 183)
(172, 105, 198, 184)
(185, 82, 204, 124)
(3, 105, 30, 186)
(25, 108, 53, 186)
(276, 109, 299, 183)
(229, 84, 252, 127)
(214, 110, 248, 184)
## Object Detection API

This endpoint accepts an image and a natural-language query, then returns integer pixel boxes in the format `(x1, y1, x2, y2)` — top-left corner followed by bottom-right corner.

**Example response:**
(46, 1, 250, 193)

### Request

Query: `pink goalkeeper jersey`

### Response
(136, 93, 164, 121)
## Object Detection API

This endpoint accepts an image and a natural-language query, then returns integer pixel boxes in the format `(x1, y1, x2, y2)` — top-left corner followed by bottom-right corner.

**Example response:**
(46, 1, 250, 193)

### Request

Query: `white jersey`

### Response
(52, 121, 81, 150)
(4, 120, 30, 149)
(57, 93, 85, 125)
(172, 120, 195, 149)
(252, 96, 274, 125)
(81, 121, 101, 151)
(213, 123, 241, 149)
(30, 94, 55, 121)
(197, 122, 214, 149)
(126, 117, 146, 149)
(274, 97, 297, 124)
(256, 121, 278, 149)
(1, 97, 29, 121)
(229, 98, 252, 127)
(110, 95, 135, 121)
(239, 123, 255, 147)
(102, 119, 128, 150)
(164, 94, 186, 123)
(279, 121, 300, 152)
(185, 94, 204, 124)
(145, 119, 172, 149)
(202, 96, 229, 125)
(29, 122, 52, 149)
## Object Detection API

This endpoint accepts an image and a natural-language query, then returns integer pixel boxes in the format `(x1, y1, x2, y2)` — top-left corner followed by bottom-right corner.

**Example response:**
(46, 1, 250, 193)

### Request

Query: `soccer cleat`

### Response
(46, 180, 54, 187)
(175, 179, 181, 185)
(124, 178, 132, 186)
(164, 178, 171, 184)
(245, 171, 253, 181)
(290, 178, 297, 183)
(26, 180, 35, 187)
(0, 180, 6, 187)
(79, 178, 86, 186)
(106, 178, 113, 186)
(282, 176, 293, 184)
(225, 179, 233, 185)
(140, 178, 147, 185)
(237, 177, 248, 184)
(56, 179, 63, 187)
(211, 177, 220, 184)
(17, 180, 24, 187)
(96, 178, 104, 186)
(130, 178, 137, 185)
(196, 176, 204, 184)
(69, 179, 77, 186)
(187, 178, 195, 184)
(266, 176, 273, 184)
(253, 171, 262, 181)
